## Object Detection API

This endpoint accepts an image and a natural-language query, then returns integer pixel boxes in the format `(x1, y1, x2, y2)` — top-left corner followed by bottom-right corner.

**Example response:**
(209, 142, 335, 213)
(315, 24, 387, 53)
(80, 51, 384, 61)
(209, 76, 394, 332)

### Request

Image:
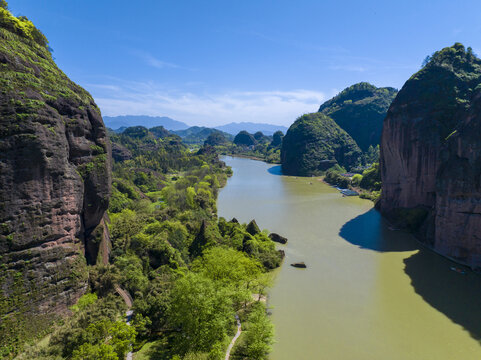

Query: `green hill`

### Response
(173, 126, 233, 144)
(281, 113, 362, 176)
(318, 82, 397, 151)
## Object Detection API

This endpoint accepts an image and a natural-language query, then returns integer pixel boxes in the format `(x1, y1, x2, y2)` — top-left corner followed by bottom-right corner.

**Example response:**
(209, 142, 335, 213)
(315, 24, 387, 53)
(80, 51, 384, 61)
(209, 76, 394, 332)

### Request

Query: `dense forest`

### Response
(10, 126, 284, 359)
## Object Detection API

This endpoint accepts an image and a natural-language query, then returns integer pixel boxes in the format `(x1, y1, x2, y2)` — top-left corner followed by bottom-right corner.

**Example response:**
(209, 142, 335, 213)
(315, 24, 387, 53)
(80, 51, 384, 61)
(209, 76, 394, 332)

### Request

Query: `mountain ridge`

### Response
(104, 115, 189, 131)
(215, 122, 288, 135)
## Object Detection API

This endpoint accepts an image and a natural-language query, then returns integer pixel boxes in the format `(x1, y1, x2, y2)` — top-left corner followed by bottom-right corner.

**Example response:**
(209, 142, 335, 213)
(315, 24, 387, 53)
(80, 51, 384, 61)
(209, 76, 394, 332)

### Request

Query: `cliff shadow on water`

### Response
(404, 250, 481, 341)
(339, 208, 418, 252)
(267, 164, 283, 176)
(340, 208, 481, 341)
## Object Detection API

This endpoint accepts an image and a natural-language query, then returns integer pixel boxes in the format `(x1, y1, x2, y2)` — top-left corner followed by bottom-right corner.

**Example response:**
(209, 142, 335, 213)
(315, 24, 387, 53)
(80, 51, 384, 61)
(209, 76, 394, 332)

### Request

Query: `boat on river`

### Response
(340, 189, 359, 196)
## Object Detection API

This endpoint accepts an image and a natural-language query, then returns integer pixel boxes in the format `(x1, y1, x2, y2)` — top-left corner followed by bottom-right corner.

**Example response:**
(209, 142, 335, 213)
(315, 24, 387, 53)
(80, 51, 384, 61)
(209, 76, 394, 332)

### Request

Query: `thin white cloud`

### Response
(132, 50, 181, 69)
(329, 65, 367, 72)
(90, 81, 325, 127)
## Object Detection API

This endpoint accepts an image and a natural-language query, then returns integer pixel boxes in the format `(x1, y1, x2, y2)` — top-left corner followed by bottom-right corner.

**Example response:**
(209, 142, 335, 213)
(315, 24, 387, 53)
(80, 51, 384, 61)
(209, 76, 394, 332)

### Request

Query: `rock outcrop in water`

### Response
(0, 7, 111, 321)
(379, 43, 481, 268)
(281, 113, 362, 176)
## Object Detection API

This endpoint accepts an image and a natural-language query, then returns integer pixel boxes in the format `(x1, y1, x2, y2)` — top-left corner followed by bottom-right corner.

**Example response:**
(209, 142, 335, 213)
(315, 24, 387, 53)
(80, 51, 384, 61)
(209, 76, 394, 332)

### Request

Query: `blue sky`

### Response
(8, 0, 481, 126)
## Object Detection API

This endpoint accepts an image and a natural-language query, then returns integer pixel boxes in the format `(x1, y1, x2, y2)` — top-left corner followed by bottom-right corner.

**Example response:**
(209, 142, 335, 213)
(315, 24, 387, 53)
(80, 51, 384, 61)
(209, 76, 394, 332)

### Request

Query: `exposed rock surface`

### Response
(281, 113, 362, 176)
(290, 262, 306, 268)
(318, 82, 397, 151)
(246, 219, 261, 236)
(379, 43, 481, 267)
(269, 233, 288, 244)
(0, 9, 111, 319)
(112, 142, 133, 162)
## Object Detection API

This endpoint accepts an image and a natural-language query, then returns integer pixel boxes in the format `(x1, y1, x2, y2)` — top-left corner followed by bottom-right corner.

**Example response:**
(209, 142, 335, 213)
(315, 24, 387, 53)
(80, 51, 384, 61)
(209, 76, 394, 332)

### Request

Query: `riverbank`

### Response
(218, 156, 481, 360)
(219, 152, 280, 164)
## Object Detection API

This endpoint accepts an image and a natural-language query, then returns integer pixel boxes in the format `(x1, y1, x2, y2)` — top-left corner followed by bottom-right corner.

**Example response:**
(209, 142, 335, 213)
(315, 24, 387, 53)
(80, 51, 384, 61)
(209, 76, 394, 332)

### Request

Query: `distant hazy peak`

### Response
(103, 115, 189, 131)
(215, 122, 288, 136)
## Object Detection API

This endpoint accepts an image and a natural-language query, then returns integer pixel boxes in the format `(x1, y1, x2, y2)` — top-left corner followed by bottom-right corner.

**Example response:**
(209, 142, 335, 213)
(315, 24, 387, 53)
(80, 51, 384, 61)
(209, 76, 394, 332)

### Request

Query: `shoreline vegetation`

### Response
(13, 129, 284, 360)
(222, 154, 379, 202)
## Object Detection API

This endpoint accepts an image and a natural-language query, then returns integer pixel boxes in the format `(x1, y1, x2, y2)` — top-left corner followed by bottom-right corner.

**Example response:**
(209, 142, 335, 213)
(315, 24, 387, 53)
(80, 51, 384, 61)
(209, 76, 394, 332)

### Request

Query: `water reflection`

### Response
(339, 208, 418, 252)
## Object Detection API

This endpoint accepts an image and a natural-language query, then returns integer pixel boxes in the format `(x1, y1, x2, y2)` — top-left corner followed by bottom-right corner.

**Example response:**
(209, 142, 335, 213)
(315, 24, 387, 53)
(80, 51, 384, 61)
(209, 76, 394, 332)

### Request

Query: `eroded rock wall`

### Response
(379, 43, 481, 267)
(0, 22, 111, 315)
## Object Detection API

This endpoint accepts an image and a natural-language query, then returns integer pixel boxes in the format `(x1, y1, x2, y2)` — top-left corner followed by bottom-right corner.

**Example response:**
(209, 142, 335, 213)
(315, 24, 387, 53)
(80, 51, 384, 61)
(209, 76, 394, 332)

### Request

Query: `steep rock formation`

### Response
(234, 130, 256, 146)
(281, 113, 362, 176)
(318, 82, 397, 151)
(379, 43, 481, 267)
(0, 8, 111, 319)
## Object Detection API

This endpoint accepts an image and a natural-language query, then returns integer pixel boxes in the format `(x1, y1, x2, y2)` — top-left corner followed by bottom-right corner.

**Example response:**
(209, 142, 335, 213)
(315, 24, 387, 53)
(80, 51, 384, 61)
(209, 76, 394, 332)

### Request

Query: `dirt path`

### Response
(225, 314, 241, 360)
(100, 214, 134, 359)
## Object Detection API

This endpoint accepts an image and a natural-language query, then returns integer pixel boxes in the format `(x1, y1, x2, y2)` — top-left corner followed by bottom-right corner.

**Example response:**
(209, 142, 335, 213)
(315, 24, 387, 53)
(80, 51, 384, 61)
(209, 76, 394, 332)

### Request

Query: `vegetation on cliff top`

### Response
(281, 113, 362, 176)
(0, 3, 48, 47)
(398, 43, 481, 142)
(318, 82, 397, 151)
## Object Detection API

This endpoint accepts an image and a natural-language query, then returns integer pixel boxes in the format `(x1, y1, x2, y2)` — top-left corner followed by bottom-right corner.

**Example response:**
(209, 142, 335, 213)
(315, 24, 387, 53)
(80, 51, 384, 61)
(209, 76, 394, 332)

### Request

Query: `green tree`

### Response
(243, 303, 274, 360)
(192, 247, 261, 288)
(114, 254, 149, 294)
(71, 343, 118, 360)
(110, 321, 136, 359)
(169, 272, 234, 354)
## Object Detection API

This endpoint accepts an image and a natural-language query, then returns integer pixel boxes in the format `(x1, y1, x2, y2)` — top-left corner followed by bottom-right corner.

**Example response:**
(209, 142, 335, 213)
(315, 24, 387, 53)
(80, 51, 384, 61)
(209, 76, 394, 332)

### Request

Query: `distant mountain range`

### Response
(104, 116, 288, 136)
(103, 115, 189, 131)
(215, 122, 288, 135)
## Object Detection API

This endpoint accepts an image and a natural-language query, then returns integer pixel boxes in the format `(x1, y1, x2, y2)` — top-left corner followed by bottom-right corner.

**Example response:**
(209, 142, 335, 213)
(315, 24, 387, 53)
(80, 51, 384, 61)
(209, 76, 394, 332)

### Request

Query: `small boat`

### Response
(450, 266, 466, 274)
(340, 189, 359, 196)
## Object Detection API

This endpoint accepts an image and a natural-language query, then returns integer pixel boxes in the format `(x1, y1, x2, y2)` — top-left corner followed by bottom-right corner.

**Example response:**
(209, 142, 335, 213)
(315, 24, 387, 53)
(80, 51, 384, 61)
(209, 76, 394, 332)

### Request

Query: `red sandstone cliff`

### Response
(379, 43, 481, 267)
(0, 12, 111, 316)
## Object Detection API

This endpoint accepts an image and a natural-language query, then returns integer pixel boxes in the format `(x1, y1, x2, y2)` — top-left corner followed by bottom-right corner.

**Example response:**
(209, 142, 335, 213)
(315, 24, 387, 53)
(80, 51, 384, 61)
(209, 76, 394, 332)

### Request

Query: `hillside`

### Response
(172, 126, 233, 144)
(379, 43, 481, 267)
(0, 6, 111, 354)
(318, 82, 397, 151)
(281, 113, 362, 176)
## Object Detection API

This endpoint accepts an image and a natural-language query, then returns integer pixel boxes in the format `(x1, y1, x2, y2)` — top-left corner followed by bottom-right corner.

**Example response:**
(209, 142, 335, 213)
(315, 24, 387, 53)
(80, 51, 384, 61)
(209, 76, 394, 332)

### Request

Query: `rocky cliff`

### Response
(379, 43, 481, 267)
(0, 6, 111, 326)
(281, 113, 362, 176)
(318, 82, 397, 151)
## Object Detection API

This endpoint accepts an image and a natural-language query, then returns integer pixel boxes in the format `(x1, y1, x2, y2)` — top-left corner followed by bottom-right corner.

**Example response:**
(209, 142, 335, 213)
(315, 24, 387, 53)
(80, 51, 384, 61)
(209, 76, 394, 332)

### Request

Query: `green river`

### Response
(217, 156, 481, 360)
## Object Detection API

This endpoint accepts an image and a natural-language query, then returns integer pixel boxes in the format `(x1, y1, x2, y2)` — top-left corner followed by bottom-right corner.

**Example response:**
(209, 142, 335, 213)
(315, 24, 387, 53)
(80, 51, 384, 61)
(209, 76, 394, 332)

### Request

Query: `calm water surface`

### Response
(217, 156, 481, 360)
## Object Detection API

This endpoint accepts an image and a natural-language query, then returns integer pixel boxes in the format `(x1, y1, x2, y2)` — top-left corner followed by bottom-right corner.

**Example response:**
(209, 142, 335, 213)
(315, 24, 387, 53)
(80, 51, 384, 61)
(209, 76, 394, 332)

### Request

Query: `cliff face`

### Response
(0, 8, 111, 317)
(379, 43, 481, 267)
(319, 82, 397, 151)
(281, 113, 362, 176)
